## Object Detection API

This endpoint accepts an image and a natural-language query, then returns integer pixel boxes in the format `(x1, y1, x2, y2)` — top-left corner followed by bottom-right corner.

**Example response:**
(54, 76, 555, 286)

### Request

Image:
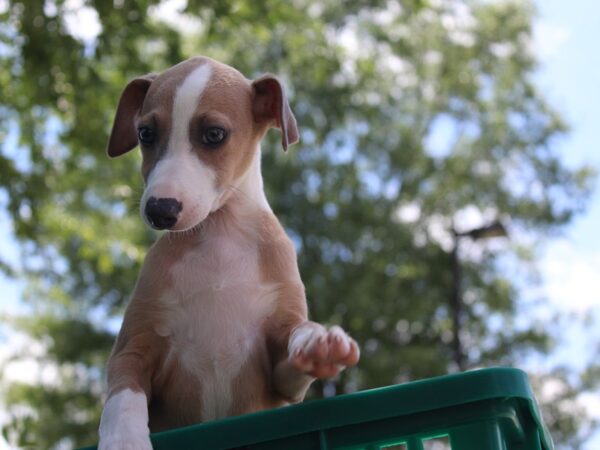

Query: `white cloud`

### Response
(580, 392, 600, 418)
(0, 332, 43, 450)
(533, 21, 571, 59)
(540, 239, 600, 313)
(453, 205, 501, 234)
(148, 0, 202, 35)
(396, 202, 421, 223)
(489, 42, 515, 58)
(61, 0, 102, 44)
(580, 392, 600, 450)
(0, 331, 50, 385)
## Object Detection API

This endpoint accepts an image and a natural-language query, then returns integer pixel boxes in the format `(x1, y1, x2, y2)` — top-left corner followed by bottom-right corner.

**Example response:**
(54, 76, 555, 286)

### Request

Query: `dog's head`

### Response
(106, 56, 298, 231)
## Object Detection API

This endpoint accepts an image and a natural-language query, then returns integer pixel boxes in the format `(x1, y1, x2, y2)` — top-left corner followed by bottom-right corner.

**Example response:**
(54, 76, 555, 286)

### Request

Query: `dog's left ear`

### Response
(252, 75, 299, 151)
(107, 73, 158, 158)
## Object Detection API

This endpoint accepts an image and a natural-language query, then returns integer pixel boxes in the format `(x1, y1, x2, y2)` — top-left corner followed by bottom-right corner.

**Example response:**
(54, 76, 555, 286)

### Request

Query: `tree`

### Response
(0, 0, 595, 448)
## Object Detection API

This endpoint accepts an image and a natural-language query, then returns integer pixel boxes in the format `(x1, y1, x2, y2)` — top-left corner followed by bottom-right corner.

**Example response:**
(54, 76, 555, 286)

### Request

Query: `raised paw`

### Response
(288, 323, 360, 378)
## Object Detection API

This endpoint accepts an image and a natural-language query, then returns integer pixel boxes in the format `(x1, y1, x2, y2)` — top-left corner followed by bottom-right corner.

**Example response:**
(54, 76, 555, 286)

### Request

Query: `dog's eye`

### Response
(138, 127, 155, 145)
(202, 127, 227, 147)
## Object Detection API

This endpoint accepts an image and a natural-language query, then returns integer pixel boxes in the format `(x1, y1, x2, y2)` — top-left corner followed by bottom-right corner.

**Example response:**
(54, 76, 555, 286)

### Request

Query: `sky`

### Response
(531, 0, 600, 366)
(529, 0, 600, 447)
(0, 0, 599, 448)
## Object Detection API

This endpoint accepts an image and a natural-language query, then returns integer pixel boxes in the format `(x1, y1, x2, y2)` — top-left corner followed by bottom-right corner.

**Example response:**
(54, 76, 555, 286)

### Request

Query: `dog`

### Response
(98, 56, 360, 450)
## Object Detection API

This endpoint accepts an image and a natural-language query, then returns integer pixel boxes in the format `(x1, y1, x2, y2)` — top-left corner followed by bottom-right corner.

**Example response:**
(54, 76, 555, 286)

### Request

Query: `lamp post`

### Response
(450, 220, 508, 371)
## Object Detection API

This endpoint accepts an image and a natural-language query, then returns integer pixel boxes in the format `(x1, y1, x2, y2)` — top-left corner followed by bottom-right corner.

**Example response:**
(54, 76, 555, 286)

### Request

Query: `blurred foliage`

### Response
(0, 0, 597, 448)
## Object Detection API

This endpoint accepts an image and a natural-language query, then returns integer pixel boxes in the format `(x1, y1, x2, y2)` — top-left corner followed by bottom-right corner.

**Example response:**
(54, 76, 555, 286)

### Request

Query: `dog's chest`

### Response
(155, 233, 277, 420)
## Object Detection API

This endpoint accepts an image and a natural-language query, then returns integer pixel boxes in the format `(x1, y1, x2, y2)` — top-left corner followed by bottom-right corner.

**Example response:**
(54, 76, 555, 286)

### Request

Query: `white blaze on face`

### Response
(141, 62, 219, 231)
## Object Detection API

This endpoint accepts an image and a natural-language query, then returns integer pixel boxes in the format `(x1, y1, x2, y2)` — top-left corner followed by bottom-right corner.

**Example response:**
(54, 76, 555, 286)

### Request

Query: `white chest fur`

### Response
(154, 229, 277, 421)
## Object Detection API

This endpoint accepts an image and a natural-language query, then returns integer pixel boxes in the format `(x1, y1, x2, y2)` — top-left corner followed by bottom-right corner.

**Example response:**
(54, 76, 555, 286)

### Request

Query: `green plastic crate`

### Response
(81, 367, 553, 450)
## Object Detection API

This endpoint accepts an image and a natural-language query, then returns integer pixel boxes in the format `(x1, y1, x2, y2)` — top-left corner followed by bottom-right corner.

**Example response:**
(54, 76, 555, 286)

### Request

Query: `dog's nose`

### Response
(144, 197, 182, 230)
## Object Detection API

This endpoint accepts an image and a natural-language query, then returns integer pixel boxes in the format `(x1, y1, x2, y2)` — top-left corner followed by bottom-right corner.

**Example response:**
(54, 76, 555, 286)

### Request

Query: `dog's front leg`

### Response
(272, 320, 360, 402)
(260, 217, 360, 401)
(99, 333, 157, 450)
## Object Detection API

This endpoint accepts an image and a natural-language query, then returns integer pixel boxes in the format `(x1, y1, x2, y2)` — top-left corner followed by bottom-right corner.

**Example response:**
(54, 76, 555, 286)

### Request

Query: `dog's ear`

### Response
(252, 74, 299, 151)
(107, 73, 157, 158)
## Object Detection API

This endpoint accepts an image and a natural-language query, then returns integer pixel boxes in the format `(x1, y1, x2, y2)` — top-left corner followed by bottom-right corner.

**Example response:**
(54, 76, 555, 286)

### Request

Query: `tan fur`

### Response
(101, 57, 358, 444)
(109, 203, 301, 429)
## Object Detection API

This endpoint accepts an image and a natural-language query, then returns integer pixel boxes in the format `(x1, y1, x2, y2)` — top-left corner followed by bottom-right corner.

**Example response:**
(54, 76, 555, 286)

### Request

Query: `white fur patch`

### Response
(170, 63, 213, 156)
(141, 62, 219, 231)
(99, 389, 151, 450)
(155, 225, 278, 421)
(288, 323, 352, 356)
(288, 323, 325, 355)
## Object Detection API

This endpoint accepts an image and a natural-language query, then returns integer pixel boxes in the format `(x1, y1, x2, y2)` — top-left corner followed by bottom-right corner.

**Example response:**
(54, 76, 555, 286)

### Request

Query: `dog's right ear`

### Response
(252, 75, 299, 152)
(107, 73, 157, 158)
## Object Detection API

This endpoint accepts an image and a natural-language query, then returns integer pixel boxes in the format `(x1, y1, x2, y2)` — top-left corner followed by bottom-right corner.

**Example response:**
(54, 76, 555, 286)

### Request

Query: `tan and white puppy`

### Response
(99, 56, 360, 450)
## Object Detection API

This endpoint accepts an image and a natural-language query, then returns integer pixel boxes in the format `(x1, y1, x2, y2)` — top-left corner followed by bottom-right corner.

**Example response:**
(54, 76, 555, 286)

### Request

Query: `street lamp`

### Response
(455, 221, 508, 240)
(450, 220, 508, 371)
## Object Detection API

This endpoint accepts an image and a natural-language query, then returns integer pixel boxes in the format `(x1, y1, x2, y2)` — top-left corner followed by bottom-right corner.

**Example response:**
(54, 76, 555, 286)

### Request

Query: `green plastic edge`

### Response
(79, 367, 553, 450)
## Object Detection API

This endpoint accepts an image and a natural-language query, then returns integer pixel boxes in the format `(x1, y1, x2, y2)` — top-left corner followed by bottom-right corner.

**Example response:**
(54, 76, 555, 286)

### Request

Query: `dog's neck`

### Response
(230, 146, 271, 214)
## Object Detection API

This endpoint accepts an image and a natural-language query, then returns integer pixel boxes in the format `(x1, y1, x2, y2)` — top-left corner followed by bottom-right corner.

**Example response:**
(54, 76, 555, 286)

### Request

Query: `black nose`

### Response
(144, 197, 182, 230)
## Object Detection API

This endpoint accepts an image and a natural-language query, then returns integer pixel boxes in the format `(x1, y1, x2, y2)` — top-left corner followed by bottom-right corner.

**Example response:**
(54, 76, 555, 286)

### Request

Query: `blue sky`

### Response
(532, 0, 600, 356)
(531, 0, 600, 446)
(0, 0, 599, 448)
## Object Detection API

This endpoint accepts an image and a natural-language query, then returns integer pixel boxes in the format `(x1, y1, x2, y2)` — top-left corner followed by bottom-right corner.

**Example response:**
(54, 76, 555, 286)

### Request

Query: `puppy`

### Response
(98, 56, 359, 450)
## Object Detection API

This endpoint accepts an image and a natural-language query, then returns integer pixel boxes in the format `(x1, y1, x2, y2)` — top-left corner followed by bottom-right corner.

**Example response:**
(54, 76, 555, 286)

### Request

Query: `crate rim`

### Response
(80, 367, 554, 450)
(156, 367, 552, 449)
